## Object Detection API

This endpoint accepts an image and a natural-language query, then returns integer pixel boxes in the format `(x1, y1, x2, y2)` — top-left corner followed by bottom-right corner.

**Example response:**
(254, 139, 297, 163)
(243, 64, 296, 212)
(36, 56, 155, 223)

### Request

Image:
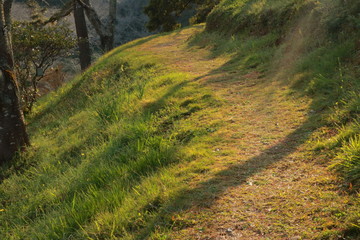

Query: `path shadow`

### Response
(133, 27, 334, 238)
(137, 110, 316, 238)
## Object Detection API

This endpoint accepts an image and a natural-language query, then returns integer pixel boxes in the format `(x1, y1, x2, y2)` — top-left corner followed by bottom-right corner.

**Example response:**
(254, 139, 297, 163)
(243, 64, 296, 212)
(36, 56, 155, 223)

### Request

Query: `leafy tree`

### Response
(12, 21, 76, 113)
(0, 0, 29, 164)
(144, 0, 220, 32)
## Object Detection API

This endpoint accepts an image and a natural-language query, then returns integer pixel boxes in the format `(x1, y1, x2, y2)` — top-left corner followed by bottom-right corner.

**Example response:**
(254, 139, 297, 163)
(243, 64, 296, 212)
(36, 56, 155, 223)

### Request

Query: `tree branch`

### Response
(4, 0, 13, 26)
(43, 0, 73, 25)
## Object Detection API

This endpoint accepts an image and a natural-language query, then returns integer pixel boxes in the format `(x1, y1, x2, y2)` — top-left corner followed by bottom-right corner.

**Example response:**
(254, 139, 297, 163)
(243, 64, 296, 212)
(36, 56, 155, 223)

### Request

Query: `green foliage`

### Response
(12, 21, 76, 113)
(189, 0, 222, 25)
(298, 40, 357, 98)
(144, 0, 220, 32)
(206, 0, 313, 35)
(331, 135, 360, 187)
(206, 0, 360, 38)
(325, 0, 360, 38)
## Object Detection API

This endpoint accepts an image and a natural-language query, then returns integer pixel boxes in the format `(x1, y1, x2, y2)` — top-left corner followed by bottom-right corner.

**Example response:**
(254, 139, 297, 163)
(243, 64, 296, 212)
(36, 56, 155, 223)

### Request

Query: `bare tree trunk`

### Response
(74, 0, 91, 71)
(78, 0, 115, 52)
(0, 0, 29, 164)
(108, 0, 117, 49)
(46, 0, 117, 53)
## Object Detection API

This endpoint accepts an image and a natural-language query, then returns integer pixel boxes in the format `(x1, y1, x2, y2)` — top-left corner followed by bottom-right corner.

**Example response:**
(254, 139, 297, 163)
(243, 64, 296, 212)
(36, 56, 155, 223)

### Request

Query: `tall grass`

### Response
(206, 0, 317, 35)
(0, 38, 223, 239)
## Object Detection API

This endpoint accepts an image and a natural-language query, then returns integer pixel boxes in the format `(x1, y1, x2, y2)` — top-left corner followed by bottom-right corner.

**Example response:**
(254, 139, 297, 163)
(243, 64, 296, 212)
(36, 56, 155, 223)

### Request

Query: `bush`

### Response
(206, 0, 320, 36)
(12, 21, 76, 113)
(144, 0, 220, 32)
(331, 134, 360, 188)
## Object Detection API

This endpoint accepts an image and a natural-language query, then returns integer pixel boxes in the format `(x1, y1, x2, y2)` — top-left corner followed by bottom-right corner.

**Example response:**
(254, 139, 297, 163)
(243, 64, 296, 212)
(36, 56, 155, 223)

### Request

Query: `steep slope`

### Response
(0, 27, 229, 239)
(0, 0, 359, 239)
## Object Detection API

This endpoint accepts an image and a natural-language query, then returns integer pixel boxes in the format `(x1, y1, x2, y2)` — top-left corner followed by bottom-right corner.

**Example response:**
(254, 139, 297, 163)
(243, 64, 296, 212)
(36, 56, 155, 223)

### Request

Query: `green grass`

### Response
(201, 0, 360, 236)
(1, 0, 360, 238)
(206, 0, 360, 192)
(0, 37, 223, 239)
(188, 29, 279, 75)
(206, 0, 317, 35)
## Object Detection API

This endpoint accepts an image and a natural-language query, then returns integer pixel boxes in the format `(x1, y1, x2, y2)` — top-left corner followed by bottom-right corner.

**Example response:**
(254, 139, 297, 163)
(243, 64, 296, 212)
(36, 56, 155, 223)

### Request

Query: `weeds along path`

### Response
(134, 26, 352, 239)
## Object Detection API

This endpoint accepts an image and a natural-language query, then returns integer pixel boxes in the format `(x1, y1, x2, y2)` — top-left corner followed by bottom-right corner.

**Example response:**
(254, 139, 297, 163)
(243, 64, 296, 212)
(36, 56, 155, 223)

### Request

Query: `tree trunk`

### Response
(108, 0, 117, 50)
(45, 0, 117, 53)
(77, 0, 115, 52)
(0, 0, 29, 164)
(74, 0, 91, 71)
(100, 35, 113, 52)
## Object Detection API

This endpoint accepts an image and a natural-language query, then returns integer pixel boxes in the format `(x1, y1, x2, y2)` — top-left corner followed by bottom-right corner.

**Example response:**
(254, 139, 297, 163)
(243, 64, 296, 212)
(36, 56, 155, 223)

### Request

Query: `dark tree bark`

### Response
(46, 0, 117, 53)
(73, 0, 91, 71)
(108, 0, 117, 50)
(43, 0, 73, 25)
(0, 0, 29, 164)
(78, 0, 116, 52)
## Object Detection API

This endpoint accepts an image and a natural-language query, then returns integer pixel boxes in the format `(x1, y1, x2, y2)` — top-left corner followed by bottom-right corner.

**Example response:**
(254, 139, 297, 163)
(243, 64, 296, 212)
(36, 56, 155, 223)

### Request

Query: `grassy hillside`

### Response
(0, 28, 228, 239)
(207, 0, 360, 188)
(0, 0, 360, 239)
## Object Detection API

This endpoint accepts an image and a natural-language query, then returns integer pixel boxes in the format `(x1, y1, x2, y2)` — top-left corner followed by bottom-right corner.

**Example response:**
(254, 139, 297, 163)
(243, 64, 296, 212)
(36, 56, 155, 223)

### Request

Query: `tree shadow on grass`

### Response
(143, 81, 189, 114)
(27, 75, 88, 129)
(132, 28, 335, 238)
(136, 115, 317, 239)
(133, 26, 359, 238)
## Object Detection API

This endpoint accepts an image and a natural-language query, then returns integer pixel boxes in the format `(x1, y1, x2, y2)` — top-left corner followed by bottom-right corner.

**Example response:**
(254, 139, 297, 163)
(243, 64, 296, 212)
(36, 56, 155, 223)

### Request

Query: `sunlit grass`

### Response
(1, 0, 360, 238)
(0, 32, 224, 239)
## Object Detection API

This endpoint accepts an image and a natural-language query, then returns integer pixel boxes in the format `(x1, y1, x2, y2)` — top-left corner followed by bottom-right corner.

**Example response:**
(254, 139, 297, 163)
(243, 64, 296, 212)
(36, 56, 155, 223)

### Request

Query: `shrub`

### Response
(12, 21, 76, 113)
(331, 135, 360, 188)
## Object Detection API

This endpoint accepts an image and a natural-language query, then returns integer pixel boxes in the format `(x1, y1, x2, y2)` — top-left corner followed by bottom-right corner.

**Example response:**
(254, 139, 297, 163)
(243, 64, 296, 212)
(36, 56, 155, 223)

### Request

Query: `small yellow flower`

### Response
(81, 153, 85, 156)
(0, 209, 5, 212)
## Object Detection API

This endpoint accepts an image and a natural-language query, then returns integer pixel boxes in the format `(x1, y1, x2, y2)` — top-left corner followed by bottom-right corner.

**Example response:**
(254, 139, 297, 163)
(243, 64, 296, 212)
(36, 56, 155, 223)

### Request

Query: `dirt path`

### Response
(137, 27, 352, 239)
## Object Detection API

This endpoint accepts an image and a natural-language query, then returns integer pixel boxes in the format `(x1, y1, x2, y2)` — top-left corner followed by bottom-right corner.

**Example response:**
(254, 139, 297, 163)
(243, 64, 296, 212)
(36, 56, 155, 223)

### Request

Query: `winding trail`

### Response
(136, 26, 352, 239)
